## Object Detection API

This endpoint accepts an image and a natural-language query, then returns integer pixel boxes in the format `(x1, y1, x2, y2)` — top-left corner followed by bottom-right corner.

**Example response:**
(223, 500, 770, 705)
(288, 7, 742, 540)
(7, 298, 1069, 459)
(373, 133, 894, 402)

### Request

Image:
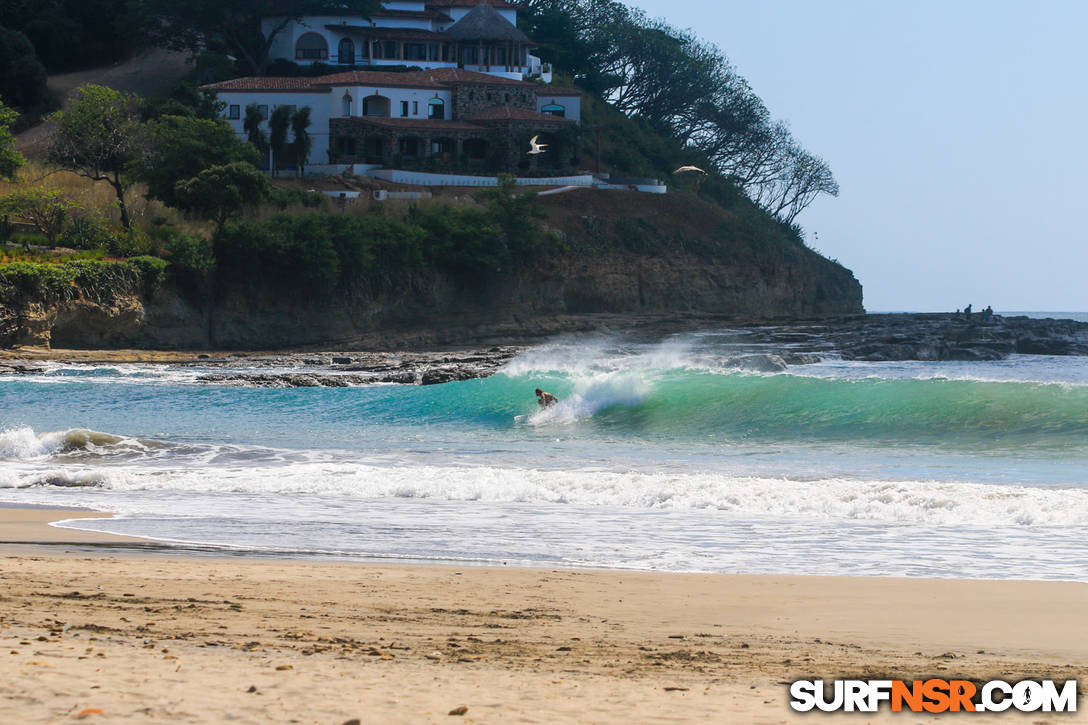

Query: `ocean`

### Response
(2, 326, 1087, 581)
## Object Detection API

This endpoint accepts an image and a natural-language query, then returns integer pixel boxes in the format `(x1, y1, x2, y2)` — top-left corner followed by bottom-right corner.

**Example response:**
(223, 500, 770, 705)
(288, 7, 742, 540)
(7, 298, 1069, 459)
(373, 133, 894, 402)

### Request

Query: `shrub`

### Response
(153, 225, 215, 273)
(62, 213, 114, 250)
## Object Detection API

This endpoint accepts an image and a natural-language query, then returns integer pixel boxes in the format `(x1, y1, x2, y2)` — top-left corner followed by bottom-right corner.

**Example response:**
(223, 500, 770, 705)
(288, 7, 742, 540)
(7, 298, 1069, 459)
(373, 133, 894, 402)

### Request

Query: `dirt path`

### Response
(15, 49, 192, 157)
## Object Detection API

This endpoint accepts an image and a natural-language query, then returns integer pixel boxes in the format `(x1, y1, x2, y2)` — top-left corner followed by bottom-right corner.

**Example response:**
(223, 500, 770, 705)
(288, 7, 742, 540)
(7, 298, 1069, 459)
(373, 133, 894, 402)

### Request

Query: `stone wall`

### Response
(451, 83, 537, 119)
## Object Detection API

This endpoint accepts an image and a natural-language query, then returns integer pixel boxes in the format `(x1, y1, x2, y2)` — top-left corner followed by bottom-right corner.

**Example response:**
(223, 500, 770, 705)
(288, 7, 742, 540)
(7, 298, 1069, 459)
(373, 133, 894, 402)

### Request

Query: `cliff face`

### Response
(2, 192, 863, 350)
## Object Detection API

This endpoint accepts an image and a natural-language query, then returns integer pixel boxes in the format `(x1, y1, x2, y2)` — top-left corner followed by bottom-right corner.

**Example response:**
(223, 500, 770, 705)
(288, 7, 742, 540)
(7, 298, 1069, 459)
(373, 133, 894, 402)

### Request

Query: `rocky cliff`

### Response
(1, 191, 864, 350)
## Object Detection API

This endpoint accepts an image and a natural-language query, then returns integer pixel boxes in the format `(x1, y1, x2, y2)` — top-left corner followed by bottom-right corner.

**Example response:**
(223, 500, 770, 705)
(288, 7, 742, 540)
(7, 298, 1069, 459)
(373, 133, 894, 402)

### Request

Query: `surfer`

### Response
(535, 388, 559, 408)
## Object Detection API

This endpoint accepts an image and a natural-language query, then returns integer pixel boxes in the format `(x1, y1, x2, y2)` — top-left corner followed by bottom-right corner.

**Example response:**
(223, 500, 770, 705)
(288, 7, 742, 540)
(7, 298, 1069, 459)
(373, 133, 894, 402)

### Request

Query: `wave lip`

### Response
(0, 427, 143, 461)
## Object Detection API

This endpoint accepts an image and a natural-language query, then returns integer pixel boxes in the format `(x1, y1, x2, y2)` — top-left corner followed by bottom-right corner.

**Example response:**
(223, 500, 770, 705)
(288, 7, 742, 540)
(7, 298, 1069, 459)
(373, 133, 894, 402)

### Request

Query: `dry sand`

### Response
(1, 508, 1085, 724)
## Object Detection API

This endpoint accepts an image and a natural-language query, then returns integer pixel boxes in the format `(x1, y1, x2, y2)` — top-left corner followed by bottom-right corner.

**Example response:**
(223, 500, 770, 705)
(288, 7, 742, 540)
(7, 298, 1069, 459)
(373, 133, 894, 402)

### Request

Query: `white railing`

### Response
(368, 169, 596, 187)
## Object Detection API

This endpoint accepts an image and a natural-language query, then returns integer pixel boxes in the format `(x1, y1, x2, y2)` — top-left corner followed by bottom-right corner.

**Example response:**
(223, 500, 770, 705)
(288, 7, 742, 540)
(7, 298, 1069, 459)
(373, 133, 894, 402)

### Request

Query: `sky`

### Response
(624, 0, 1088, 312)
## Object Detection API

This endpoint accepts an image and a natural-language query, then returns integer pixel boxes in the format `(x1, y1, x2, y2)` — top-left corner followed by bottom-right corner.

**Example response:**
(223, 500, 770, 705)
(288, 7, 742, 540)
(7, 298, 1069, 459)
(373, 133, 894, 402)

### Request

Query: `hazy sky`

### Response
(625, 0, 1088, 312)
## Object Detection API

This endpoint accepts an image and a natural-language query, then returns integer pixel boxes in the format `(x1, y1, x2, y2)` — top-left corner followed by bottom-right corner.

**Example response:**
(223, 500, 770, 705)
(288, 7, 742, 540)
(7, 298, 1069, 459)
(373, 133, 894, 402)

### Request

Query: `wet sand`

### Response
(1, 508, 1085, 723)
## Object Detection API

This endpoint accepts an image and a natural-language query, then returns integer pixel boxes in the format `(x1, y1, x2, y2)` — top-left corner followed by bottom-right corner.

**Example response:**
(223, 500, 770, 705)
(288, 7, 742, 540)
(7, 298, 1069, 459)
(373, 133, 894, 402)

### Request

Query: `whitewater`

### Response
(2, 334, 1087, 580)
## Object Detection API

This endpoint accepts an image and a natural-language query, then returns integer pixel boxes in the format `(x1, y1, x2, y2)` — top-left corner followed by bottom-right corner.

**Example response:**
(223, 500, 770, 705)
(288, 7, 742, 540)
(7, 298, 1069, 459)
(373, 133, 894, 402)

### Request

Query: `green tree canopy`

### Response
(0, 25, 51, 113)
(0, 187, 79, 247)
(522, 0, 838, 225)
(137, 115, 261, 208)
(0, 100, 25, 180)
(49, 85, 146, 230)
(134, 0, 381, 76)
(268, 105, 291, 177)
(290, 107, 313, 177)
(0, 0, 142, 72)
(173, 161, 268, 232)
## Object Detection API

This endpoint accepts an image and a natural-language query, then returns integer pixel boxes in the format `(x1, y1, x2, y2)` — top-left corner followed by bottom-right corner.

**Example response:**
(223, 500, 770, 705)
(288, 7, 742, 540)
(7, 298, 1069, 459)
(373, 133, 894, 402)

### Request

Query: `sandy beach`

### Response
(0, 508, 1083, 724)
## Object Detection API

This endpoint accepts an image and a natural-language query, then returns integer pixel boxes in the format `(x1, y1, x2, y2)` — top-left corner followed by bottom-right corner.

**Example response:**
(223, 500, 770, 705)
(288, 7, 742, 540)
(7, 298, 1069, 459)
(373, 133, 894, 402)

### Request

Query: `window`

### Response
(404, 43, 426, 61)
(363, 95, 389, 117)
(295, 33, 328, 61)
(372, 41, 397, 60)
(338, 38, 355, 65)
(428, 98, 445, 120)
(541, 103, 566, 118)
(412, 101, 419, 115)
(227, 105, 240, 120)
(336, 137, 357, 156)
(401, 101, 409, 117)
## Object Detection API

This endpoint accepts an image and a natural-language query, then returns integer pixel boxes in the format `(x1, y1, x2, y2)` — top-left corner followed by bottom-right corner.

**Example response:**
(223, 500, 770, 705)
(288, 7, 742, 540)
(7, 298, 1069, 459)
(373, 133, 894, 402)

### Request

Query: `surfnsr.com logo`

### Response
(789, 679, 1077, 714)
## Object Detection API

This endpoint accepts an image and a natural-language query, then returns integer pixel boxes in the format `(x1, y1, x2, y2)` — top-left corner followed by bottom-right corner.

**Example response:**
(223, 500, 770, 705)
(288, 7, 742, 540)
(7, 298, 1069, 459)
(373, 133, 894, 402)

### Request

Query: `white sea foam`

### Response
(4, 460, 1086, 528)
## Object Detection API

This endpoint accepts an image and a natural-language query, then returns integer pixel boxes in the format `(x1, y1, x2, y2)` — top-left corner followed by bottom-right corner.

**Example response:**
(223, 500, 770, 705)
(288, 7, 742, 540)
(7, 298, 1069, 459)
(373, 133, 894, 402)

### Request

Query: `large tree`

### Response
(173, 161, 267, 232)
(522, 0, 838, 224)
(0, 25, 51, 112)
(0, 100, 25, 181)
(0, 0, 141, 72)
(137, 115, 262, 208)
(49, 85, 145, 230)
(135, 0, 381, 76)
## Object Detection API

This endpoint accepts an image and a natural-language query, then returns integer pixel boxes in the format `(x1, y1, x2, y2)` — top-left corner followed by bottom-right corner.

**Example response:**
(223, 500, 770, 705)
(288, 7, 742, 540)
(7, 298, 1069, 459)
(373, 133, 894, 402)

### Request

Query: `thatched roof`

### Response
(444, 5, 530, 43)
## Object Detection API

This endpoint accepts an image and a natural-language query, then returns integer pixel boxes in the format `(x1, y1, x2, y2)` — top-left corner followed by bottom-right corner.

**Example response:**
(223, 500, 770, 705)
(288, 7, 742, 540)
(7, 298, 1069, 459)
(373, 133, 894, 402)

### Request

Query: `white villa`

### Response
(265, 0, 552, 82)
(204, 0, 583, 175)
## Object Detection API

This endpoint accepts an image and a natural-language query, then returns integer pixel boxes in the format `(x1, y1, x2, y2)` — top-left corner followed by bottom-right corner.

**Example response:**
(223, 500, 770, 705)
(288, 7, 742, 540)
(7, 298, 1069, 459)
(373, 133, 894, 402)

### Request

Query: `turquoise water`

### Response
(2, 335, 1087, 579)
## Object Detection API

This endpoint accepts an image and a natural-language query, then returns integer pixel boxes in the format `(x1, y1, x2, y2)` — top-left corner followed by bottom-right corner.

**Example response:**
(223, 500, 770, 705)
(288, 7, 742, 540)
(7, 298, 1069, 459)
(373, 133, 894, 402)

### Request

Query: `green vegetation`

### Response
(0, 100, 24, 180)
(136, 115, 261, 208)
(0, 187, 78, 247)
(174, 162, 268, 232)
(214, 179, 554, 295)
(0, 258, 166, 306)
(0, 25, 54, 123)
(522, 0, 838, 225)
(0, 0, 143, 73)
(0, 0, 849, 319)
(49, 85, 145, 230)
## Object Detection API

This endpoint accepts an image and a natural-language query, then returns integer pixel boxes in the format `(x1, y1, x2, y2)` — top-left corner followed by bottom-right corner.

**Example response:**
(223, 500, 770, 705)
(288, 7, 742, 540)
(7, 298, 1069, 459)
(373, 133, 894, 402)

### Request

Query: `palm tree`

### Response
(243, 104, 269, 170)
(268, 106, 292, 178)
(290, 107, 313, 178)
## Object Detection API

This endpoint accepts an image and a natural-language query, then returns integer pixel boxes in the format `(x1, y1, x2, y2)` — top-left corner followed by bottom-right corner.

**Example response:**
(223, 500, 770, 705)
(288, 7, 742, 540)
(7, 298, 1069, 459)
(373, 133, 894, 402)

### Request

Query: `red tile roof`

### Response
(470, 106, 575, 123)
(315, 70, 447, 89)
(203, 73, 580, 99)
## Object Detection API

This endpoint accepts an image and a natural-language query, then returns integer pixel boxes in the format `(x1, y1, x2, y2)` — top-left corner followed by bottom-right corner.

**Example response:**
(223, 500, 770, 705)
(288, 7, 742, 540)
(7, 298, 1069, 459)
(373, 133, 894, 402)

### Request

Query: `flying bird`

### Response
(527, 135, 548, 155)
(673, 165, 707, 175)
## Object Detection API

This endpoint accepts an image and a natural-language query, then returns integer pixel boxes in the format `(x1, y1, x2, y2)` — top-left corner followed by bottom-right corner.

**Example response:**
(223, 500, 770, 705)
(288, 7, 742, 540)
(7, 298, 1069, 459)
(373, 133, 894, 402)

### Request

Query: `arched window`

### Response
(362, 95, 390, 117)
(341, 93, 353, 117)
(427, 98, 445, 120)
(338, 38, 355, 65)
(296, 33, 329, 61)
(541, 103, 566, 118)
